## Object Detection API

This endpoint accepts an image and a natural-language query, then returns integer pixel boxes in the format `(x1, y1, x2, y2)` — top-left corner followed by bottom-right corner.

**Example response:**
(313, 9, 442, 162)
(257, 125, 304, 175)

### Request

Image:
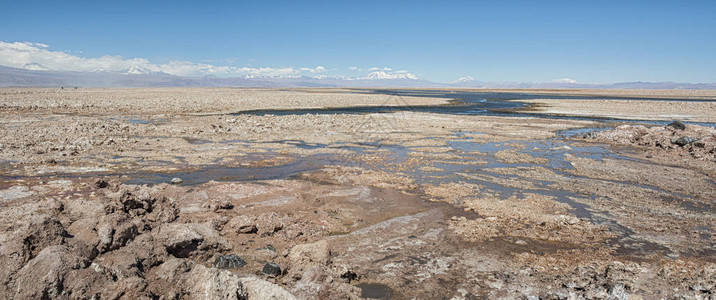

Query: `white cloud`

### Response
(299, 66, 326, 73)
(553, 78, 577, 84)
(0, 41, 328, 78)
(0, 41, 154, 73)
(0, 41, 425, 81)
(455, 76, 475, 83)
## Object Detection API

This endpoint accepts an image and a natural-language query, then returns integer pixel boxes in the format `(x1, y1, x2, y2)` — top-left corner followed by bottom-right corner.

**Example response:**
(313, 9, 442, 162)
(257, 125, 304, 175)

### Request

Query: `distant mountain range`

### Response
(1, 65, 714, 89)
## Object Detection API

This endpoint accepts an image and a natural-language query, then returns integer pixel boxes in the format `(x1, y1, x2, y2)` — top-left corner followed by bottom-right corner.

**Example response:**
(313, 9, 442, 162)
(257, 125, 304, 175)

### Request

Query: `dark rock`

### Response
(674, 136, 699, 147)
(261, 262, 281, 276)
(582, 132, 598, 139)
(93, 178, 109, 189)
(92, 177, 121, 192)
(213, 254, 246, 269)
(668, 121, 686, 130)
(341, 270, 358, 283)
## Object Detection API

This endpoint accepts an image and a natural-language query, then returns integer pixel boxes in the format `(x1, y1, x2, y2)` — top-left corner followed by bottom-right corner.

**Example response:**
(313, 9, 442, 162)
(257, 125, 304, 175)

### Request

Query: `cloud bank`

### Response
(0, 41, 423, 80)
(0, 41, 330, 78)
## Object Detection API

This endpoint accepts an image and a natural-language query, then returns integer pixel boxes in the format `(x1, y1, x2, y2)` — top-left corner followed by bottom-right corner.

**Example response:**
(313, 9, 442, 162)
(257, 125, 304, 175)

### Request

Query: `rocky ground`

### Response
(1, 88, 715, 299)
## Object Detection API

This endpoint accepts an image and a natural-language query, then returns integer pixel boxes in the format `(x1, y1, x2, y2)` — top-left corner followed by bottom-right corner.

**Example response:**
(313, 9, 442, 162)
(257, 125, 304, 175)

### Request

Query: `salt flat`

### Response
(0, 88, 714, 299)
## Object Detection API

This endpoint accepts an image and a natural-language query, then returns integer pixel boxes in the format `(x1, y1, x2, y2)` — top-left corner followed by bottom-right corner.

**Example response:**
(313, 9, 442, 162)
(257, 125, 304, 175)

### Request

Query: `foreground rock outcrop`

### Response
(588, 121, 716, 161)
(0, 180, 300, 299)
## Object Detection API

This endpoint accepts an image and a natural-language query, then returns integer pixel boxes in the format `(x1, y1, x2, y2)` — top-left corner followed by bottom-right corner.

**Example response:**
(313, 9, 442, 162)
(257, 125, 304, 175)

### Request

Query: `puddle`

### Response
(234, 89, 716, 126)
(124, 156, 334, 185)
(356, 283, 394, 299)
(696, 225, 711, 231)
(111, 128, 702, 257)
(126, 117, 167, 124)
(182, 137, 213, 145)
(557, 126, 611, 139)
(659, 194, 715, 214)
(264, 140, 328, 149)
(7, 123, 702, 258)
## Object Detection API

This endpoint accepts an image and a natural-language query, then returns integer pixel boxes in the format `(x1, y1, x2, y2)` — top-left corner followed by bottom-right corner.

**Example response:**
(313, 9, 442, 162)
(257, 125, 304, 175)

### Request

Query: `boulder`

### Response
(62, 267, 113, 299)
(288, 240, 330, 278)
(290, 266, 361, 299)
(91, 177, 121, 191)
(0, 213, 70, 295)
(214, 254, 247, 269)
(182, 264, 248, 299)
(20, 214, 68, 259)
(104, 276, 150, 299)
(667, 120, 686, 130)
(103, 185, 178, 225)
(256, 212, 285, 235)
(155, 223, 231, 258)
(120, 233, 168, 271)
(12, 245, 88, 299)
(240, 276, 296, 300)
(227, 215, 258, 234)
(155, 257, 194, 281)
(262, 262, 282, 276)
(674, 136, 699, 147)
(92, 250, 144, 280)
(96, 213, 139, 253)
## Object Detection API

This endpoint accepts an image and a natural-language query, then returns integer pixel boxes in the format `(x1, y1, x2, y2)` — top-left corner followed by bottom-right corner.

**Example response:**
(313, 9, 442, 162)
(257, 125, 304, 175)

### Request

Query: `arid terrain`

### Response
(1, 87, 715, 299)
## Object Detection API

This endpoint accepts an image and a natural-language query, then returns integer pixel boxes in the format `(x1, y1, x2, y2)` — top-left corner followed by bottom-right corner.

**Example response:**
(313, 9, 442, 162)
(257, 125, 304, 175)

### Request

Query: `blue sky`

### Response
(1, 0, 715, 83)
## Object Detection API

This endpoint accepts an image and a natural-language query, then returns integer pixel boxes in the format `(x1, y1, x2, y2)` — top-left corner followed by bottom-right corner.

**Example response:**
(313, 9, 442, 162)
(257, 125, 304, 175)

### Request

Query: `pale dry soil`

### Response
(509, 88, 716, 123)
(515, 98, 716, 123)
(0, 88, 715, 299)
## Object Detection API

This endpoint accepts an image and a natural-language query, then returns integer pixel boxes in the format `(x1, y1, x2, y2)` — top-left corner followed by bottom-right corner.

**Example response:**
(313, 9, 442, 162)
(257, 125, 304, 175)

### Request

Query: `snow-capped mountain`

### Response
(23, 63, 50, 71)
(455, 76, 475, 83)
(359, 71, 418, 80)
(122, 66, 155, 75)
(2, 65, 715, 89)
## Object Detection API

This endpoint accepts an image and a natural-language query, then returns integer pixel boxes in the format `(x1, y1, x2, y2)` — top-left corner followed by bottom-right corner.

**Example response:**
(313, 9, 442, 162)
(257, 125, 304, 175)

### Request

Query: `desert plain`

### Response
(1, 87, 715, 299)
